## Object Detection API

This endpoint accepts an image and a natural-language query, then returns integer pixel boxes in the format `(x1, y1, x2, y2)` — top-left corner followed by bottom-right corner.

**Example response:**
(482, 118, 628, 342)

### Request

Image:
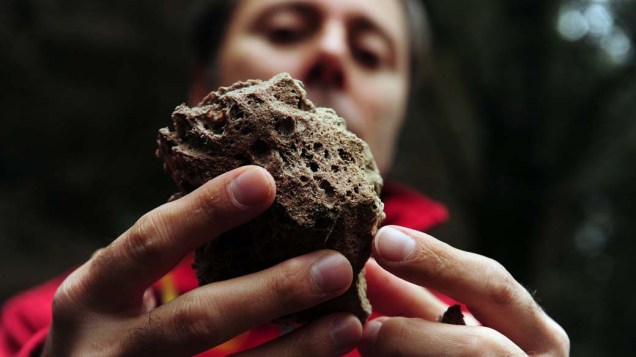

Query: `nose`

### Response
(302, 20, 348, 90)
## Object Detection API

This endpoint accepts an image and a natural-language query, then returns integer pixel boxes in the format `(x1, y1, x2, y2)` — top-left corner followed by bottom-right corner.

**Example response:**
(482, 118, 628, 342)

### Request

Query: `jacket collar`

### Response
(381, 181, 448, 232)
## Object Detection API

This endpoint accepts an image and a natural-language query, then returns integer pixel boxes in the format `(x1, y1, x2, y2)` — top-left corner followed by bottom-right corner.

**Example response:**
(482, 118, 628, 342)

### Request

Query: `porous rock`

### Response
(157, 73, 385, 323)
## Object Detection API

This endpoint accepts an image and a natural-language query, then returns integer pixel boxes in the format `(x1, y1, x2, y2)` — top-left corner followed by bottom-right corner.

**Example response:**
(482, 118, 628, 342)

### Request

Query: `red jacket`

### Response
(0, 183, 449, 357)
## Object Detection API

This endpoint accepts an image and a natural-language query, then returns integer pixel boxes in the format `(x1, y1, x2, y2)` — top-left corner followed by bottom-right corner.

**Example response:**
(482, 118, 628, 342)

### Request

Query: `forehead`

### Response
(234, 0, 409, 47)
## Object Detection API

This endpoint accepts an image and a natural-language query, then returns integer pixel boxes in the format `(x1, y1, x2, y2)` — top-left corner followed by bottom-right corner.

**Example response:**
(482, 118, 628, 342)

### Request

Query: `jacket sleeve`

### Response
(0, 275, 66, 357)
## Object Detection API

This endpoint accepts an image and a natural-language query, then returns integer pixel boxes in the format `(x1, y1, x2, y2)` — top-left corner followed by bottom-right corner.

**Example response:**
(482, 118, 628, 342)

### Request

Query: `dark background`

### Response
(1, 0, 635, 355)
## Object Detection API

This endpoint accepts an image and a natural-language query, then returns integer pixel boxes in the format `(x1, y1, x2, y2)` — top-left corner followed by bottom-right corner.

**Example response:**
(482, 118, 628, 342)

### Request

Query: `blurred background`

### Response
(1, 0, 634, 355)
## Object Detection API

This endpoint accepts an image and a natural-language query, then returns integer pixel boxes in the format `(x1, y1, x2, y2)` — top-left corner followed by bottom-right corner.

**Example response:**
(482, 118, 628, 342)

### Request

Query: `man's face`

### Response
(214, 0, 410, 173)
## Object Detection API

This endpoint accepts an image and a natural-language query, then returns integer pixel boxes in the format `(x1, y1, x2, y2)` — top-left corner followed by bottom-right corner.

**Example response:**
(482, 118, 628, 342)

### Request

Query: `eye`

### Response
(353, 48, 381, 69)
(267, 26, 305, 44)
(351, 30, 389, 70)
(260, 9, 314, 46)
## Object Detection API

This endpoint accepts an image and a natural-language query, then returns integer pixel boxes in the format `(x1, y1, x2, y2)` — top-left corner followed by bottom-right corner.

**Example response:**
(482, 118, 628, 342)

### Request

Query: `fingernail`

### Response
(375, 227, 415, 261)
(331, 315, 361, 354)
(229, 167, 273, 207)
(311, 254, 352, 293)
(358, 319, 382, 354)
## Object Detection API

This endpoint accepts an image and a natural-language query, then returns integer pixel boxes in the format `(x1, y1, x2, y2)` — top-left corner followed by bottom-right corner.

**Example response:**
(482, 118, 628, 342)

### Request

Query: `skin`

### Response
(190, 0, 410, 174)
(43, 167, 361, 356)
(43, 0, 570, 355)
(360, 227, 570, 356)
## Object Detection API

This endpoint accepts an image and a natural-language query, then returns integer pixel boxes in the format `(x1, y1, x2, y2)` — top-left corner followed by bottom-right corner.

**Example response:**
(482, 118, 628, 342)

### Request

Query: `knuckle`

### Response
(90, 245, 113, 272)
(271, 260, 313, 311)
(168, 295, 217, 343)
(50, 272, 89, 324)
(124, 212, 168, 264)
(51, 284, 74, 321)
(482, 258, 521, 306)
(489, 277, 519, 307)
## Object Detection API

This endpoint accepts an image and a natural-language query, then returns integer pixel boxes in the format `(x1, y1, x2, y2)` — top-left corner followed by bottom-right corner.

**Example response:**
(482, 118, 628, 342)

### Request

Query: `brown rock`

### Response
(156, 73, 385, 323)
(438, 304, 466, 325)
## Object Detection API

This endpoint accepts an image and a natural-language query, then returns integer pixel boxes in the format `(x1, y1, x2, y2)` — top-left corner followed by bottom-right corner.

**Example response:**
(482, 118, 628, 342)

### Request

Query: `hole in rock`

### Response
(275, 116, 296, 135)
(308, 161, 319, 172)
(338, 148, 352, 162)
(319, 180, 335, 196)
(240, 126, 252, 135)
(234, 154, 251, 166)
(230, 105, 244, 120)
(250, 139, 269, 157)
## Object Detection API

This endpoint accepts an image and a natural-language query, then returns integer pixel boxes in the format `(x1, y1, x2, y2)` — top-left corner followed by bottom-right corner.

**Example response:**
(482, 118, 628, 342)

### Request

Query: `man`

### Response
(1, 0, 569, 356)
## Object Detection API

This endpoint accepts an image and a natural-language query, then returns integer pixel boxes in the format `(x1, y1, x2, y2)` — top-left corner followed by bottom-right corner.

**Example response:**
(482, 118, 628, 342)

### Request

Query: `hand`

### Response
(359, 226, 569, 356)
(42, 166, 362, 356)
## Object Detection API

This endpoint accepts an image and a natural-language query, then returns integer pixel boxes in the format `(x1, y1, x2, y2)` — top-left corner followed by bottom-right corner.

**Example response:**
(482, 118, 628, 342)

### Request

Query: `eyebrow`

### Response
(250, 2, 321, 31)
(248, 1, 399, 58)
(350, 16, 397, 58)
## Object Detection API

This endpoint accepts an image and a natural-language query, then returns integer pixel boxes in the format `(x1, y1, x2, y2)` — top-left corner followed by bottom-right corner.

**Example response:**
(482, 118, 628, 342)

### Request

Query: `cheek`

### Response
(347, 74, 407, 172)
(218, 38, 310, 85)
(352, 74, 407, 138)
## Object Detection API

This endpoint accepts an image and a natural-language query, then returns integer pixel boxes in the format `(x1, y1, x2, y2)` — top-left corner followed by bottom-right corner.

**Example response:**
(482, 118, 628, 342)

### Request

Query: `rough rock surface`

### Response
(157, 73, 385, 323)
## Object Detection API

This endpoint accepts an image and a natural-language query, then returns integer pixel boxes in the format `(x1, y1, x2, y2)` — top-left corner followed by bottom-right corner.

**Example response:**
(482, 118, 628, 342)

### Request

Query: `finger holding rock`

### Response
(370, 226, 569, 356)
(359, 317, 526, 357)
(66, 166, 275, 313)
(236, 313, 362, 357)
(122, 250, 353, 356)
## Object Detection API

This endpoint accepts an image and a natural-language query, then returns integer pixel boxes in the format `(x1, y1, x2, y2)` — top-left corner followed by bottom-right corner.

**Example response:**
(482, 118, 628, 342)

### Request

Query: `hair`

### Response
(190, 0, 431, 90)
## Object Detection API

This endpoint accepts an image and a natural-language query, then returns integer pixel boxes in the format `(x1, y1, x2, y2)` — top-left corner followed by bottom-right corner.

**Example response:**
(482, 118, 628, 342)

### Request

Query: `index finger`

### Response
(372, 226, 569, 356)
(364, 258, 448, 321)
(81, 166, 275, 310)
